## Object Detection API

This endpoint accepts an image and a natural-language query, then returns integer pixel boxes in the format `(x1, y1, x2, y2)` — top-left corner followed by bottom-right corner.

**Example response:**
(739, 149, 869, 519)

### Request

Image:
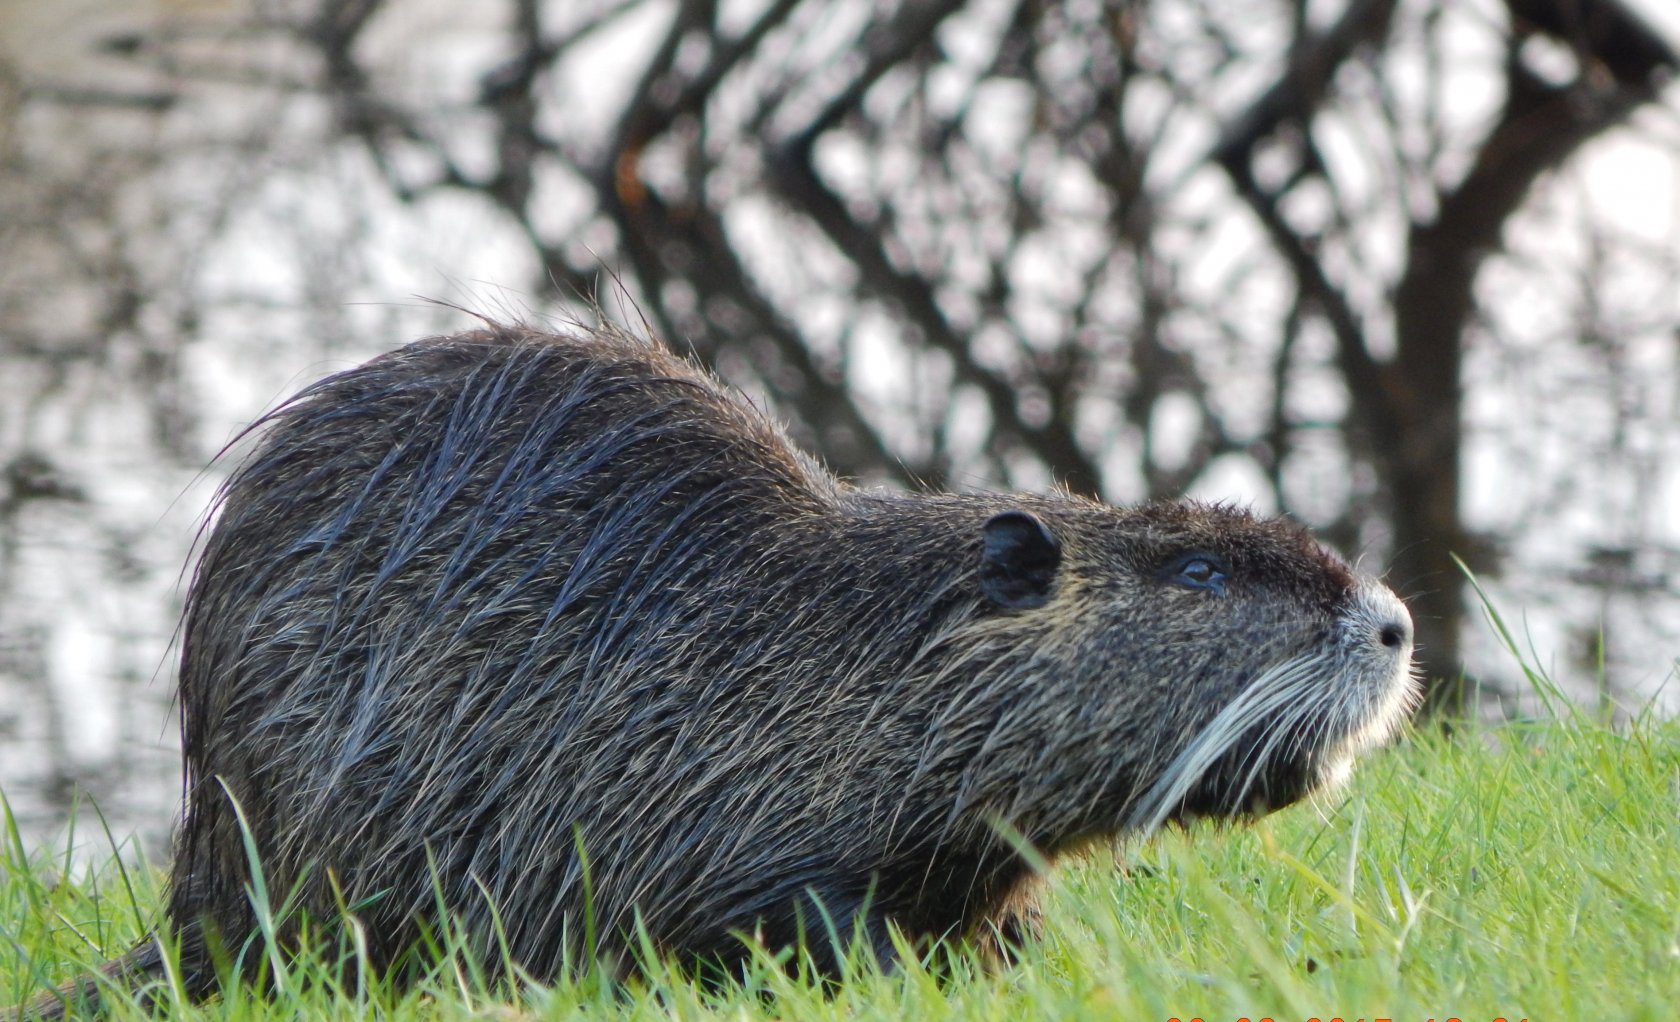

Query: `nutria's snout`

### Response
(1353, 579, 1415, 659)
(1325, 578, 1421, 778)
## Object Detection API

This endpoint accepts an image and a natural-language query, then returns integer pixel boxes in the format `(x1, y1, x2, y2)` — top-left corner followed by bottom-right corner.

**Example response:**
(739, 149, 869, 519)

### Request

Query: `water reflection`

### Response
(0, 671, 178, 864)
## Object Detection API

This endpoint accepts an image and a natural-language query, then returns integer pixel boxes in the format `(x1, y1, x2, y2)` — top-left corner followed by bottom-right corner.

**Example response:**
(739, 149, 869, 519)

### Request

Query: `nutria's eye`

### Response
(1164, 553, 1228, 595)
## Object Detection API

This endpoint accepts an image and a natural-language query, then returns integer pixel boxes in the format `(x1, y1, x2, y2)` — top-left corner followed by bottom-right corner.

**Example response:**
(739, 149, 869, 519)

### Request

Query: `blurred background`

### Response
(2, 0, 1677, 858)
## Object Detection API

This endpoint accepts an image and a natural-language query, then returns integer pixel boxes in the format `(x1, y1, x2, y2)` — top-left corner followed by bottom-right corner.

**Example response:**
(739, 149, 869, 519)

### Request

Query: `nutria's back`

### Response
(33, 323, 1419, 1011)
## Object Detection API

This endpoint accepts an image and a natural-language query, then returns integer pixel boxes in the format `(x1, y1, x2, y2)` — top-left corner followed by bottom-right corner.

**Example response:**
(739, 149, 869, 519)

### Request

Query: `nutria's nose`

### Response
(1378, 618, 1410, 650)
(1353, 581, 1413, 657)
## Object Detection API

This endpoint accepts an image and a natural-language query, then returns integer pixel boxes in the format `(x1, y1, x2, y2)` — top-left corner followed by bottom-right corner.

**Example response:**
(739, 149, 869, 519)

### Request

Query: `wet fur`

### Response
(14, 323, 1416, 1015)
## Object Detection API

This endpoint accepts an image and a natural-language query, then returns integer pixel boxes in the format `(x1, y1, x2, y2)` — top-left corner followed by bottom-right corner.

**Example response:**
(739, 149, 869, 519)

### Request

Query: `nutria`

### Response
(16, 322, 1416, 1014)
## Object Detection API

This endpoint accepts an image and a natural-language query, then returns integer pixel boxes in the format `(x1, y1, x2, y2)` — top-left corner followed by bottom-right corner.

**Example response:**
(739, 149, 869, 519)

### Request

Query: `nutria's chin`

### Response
(17, 322, 1417, 1018)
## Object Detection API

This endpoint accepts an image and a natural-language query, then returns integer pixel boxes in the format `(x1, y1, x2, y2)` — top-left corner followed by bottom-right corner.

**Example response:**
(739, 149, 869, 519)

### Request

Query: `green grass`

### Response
(6, 676, 1678, 1019)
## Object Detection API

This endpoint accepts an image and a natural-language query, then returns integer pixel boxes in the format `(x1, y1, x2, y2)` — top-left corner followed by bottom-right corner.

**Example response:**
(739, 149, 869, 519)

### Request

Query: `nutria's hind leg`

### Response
(829, 909, 904, 979)
(732, 887, 903, 982)
(795, 880, 1046, 982)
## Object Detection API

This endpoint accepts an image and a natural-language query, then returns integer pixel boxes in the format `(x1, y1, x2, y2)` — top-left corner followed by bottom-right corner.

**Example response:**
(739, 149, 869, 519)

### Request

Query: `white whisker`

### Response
(1127, 655, 1324, 834)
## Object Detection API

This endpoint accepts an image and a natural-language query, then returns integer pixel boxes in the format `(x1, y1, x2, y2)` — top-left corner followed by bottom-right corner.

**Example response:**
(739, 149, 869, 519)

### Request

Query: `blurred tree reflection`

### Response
(2, 2, 1678, 832)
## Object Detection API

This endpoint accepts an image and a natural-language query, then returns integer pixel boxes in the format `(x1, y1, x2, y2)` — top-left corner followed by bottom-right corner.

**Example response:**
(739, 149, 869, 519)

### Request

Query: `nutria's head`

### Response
(932, 498, 1417, 848)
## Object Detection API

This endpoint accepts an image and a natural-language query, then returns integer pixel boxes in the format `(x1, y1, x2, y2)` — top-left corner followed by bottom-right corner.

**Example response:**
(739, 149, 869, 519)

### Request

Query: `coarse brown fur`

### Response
(13, 323, 1417, 1016)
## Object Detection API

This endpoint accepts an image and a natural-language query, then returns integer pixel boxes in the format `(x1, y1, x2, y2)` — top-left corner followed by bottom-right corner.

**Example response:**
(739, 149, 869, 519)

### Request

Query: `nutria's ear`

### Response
(980, 511, 1062, 609)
